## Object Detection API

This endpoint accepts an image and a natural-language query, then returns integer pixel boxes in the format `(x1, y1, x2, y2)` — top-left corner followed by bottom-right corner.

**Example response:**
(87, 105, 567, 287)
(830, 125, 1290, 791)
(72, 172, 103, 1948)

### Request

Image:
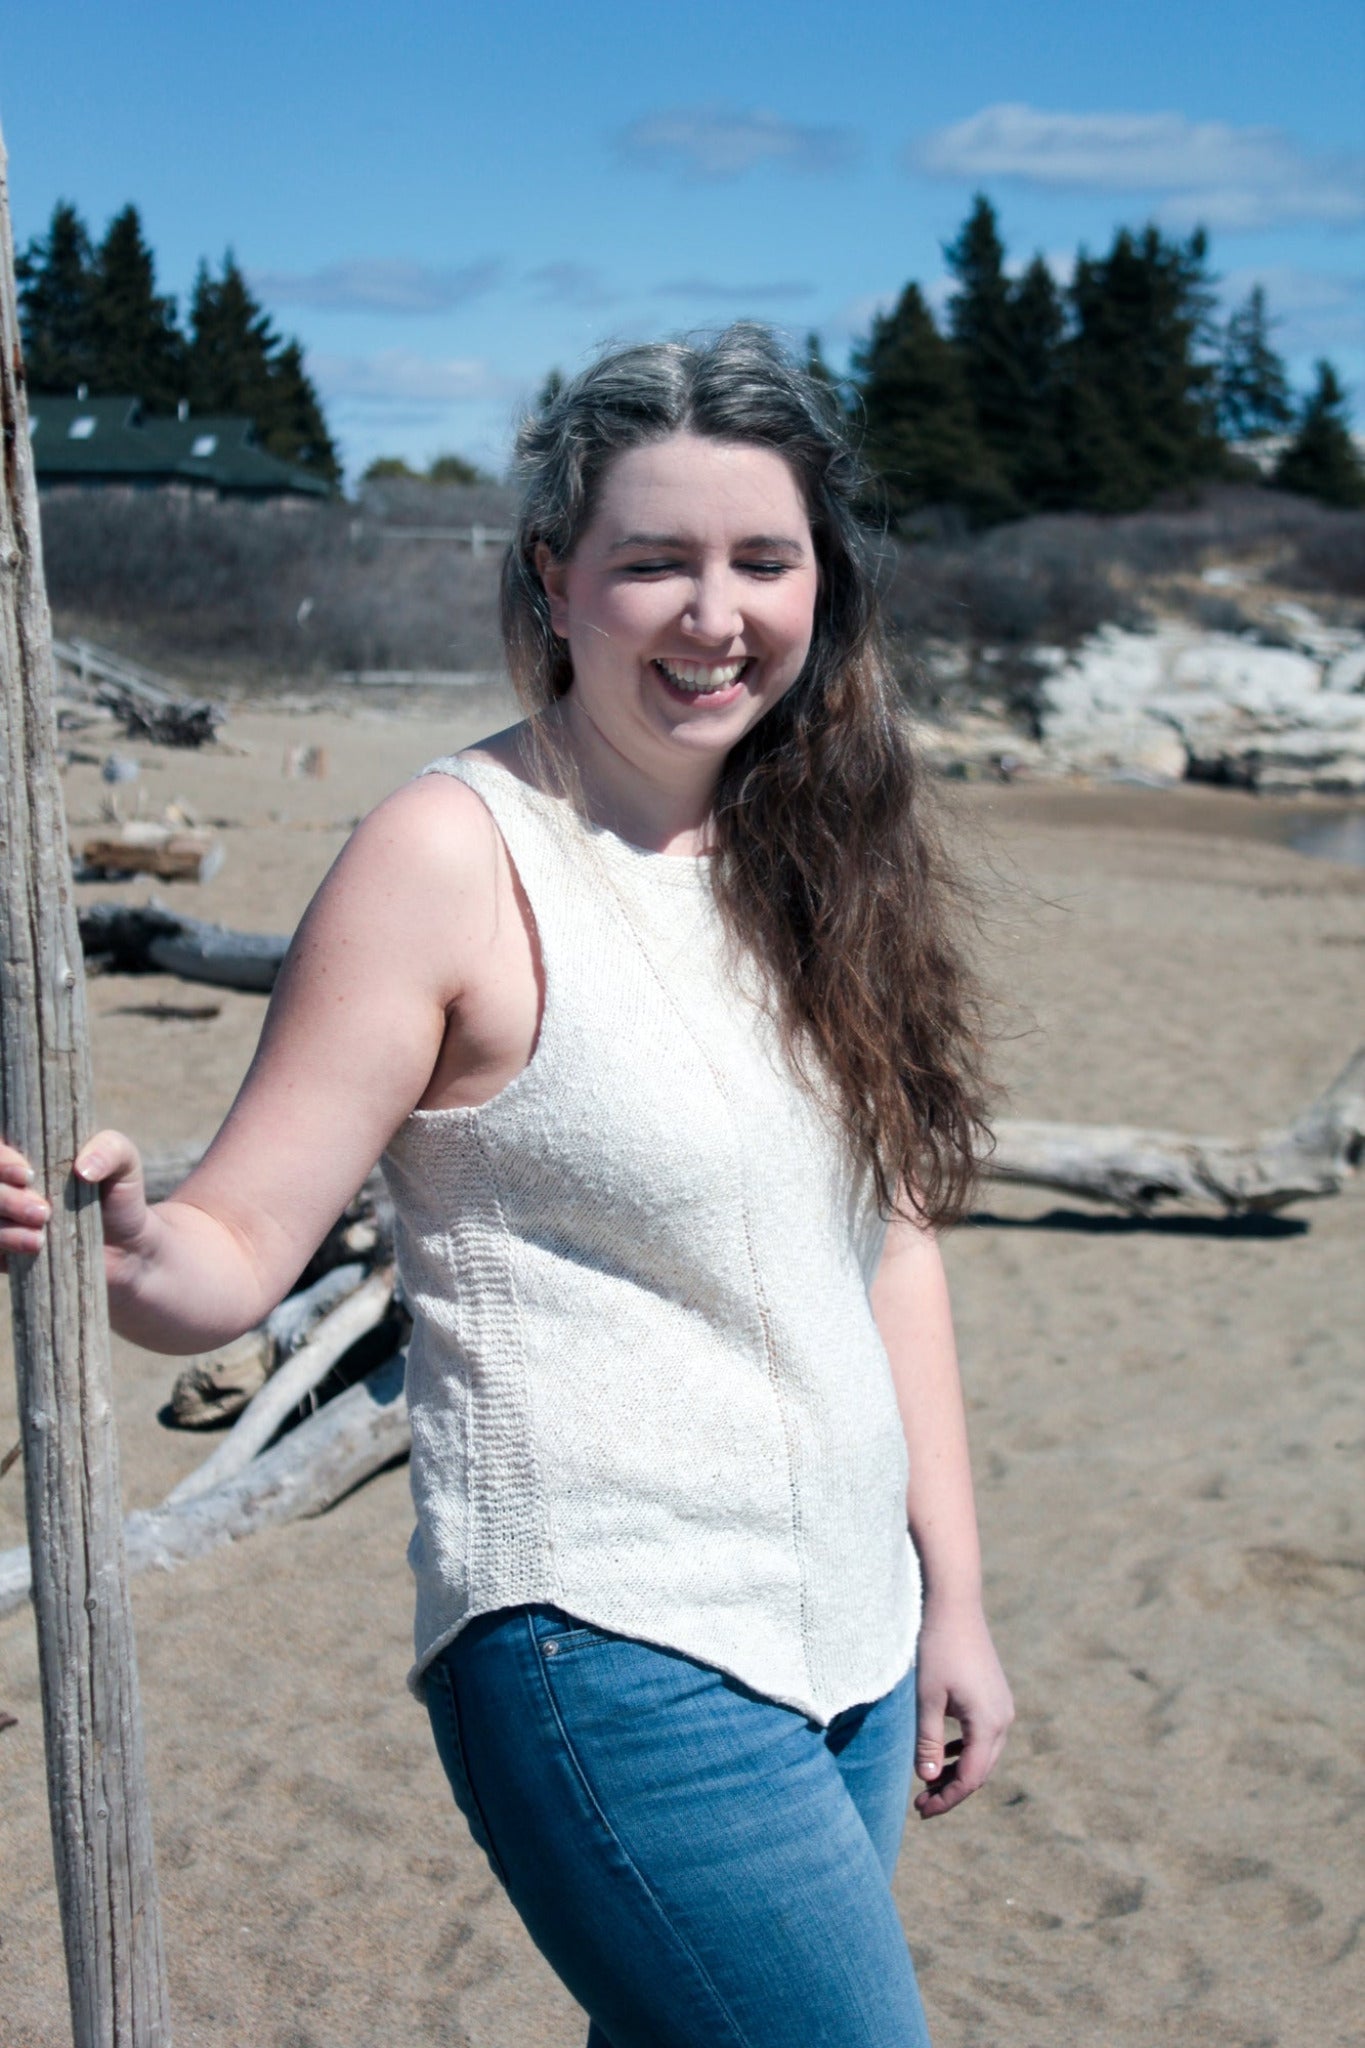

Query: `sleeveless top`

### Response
(380, 753, 921, 1725)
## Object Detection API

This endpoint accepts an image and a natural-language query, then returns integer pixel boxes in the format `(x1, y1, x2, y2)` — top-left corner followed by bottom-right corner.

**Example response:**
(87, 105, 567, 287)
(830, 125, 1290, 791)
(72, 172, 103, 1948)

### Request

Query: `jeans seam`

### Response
(522, 1612, 753, 2048)
(434, 1656, 512, 1890)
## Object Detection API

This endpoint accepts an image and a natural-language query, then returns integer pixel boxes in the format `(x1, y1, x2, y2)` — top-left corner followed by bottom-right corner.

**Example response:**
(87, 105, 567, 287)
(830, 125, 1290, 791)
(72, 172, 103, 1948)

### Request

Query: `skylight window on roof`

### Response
(191, 433, 218, 458)
(69, 416, 97, 440)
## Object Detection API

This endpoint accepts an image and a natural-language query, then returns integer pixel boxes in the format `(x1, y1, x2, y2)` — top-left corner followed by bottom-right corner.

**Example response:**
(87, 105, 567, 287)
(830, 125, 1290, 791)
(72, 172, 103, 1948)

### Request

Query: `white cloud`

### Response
(310, 350, 517, 407)
(652, 277, 816, 302)
(910, 106, 1365, 230)
(524, 262, 616, 308)
(618, 105, 857, 180)
(250, 257, 503, 314)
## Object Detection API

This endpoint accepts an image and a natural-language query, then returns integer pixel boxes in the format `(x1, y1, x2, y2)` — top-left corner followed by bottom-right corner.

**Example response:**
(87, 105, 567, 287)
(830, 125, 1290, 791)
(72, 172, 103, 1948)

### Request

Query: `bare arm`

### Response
(870, 1207, 1013, 1817)
(1, 774, 500, 1351)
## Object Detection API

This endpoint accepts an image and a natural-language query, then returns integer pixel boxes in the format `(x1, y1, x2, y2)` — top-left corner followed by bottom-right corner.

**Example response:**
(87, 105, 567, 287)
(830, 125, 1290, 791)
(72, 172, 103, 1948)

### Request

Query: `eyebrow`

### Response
(604, 531, 807, 557)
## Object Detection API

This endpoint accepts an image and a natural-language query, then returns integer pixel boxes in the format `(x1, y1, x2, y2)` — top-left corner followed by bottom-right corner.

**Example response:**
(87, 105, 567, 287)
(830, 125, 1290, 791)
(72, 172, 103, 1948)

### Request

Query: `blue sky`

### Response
(4, 0, 1362, 482)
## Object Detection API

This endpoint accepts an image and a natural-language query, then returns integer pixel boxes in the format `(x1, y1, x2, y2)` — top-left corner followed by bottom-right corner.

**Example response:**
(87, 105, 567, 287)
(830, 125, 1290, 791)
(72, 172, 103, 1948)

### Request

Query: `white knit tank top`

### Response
(381, 753, 921, 1725)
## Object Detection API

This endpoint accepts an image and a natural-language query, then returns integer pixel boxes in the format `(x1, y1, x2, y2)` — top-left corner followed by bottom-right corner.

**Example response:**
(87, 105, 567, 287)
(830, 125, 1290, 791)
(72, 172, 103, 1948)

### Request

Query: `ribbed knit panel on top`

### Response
(381, 753, 921, 1725)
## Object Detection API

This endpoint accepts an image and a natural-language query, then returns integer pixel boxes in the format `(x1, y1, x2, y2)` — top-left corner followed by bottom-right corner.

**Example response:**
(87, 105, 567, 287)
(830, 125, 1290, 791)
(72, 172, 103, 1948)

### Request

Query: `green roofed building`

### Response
(30, 394, 331, 498)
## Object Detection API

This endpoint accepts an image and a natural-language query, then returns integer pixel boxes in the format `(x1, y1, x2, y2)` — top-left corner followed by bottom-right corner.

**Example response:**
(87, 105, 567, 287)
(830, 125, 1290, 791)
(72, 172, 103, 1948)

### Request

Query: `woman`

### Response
(1, 326, 1012, 2047)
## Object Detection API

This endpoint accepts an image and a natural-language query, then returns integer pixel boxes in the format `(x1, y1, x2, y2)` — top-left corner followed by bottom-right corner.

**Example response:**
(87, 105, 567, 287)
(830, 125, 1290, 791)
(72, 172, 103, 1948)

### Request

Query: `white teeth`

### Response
(655, 658, 747, 693)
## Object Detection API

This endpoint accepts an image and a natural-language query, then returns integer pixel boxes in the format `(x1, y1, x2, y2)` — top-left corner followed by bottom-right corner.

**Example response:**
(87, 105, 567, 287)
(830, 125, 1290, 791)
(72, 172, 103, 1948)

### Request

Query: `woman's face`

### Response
(537, 432, 819, 783)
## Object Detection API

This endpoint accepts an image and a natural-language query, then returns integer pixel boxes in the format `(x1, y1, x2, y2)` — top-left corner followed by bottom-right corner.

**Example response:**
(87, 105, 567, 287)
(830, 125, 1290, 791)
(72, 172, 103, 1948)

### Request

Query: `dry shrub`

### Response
(37, 483, 513, 679)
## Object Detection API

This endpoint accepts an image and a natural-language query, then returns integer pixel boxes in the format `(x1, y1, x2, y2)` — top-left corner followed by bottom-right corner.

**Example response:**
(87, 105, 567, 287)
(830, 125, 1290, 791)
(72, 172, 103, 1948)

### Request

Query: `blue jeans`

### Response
(424, 1605, 931, 2048)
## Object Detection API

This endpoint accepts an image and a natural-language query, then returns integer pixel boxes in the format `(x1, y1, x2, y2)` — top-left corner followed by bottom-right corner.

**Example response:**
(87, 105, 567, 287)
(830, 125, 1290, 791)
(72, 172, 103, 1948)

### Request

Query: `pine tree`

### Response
(943, 195, 1024, 512)
(263, 339, 340, 482)
(1007, 255, 1069, 508)
(1059, 225, 1222, 509)
(187, 254, 279, 422)
(187, 255, 338, 482)
(16, 199, 99, 392)
(1218, 285, 1292, 440)
(851, 282, 1009, 524)
(90, 204, 186, 409)
(1274, 361, 1365, 507)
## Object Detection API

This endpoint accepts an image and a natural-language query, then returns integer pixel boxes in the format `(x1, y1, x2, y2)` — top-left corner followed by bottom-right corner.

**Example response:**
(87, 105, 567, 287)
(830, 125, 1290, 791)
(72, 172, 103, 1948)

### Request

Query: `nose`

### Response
(680, 565, 743, 646)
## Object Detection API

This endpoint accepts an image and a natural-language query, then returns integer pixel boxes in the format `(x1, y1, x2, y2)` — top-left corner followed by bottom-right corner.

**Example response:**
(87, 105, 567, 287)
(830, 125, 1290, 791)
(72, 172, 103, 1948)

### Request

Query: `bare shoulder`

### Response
(289, 764, 511, 1008)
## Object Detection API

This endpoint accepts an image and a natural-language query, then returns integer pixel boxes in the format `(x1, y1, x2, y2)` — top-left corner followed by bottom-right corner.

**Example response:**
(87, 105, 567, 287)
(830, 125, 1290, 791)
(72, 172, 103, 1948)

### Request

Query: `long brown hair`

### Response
(501, 324, 991, 1227)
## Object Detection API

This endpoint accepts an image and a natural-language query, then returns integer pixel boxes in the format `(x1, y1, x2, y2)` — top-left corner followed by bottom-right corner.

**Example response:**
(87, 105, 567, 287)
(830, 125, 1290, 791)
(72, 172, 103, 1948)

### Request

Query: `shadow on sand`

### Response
(967, 1207, 1310, 1240)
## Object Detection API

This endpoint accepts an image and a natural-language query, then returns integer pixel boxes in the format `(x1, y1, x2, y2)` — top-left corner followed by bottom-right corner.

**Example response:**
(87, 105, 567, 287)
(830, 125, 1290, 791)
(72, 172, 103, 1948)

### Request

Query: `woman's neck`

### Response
(542, 698, 721, 856)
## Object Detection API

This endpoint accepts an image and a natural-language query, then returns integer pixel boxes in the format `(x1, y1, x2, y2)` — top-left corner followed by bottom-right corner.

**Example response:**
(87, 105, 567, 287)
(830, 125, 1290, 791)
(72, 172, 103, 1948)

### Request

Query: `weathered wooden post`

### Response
(0, 132, 172, 2046)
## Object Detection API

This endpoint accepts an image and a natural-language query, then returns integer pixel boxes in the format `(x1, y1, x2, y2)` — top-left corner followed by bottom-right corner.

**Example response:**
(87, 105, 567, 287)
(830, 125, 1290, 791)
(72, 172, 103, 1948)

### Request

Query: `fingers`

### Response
(914, 1730, 1003, 1818)
(914, 1679, 949, 1791)
(0, 1131, 146, 1272)
(74, 1129, 143, 1188)
(0, 1145, 51, 1266)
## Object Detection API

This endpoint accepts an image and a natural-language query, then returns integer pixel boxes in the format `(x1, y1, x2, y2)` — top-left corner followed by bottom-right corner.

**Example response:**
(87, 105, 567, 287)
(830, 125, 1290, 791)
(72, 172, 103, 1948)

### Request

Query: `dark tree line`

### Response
(17, 200, 340, 485)
(841, 197, 1364, 524)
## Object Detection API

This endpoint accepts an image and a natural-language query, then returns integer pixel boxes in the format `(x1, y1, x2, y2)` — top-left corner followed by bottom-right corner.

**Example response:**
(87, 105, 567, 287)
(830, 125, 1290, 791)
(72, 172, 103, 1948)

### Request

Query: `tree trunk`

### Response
(0, 134, 171, 2047)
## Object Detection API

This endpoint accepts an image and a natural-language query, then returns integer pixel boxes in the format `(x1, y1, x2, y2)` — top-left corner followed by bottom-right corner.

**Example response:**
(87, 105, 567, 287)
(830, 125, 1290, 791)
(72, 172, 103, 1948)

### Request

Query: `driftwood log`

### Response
(79, 823, 224, 884)
(168, 1259, 371, 1427)
(988, 1044, 1365, 1216)
(53, 636, 226, 748)
(0, 134, 171, 2045)
(166, 1268, 395, 1502)
(78, 900, 287, 990)
(0, 1349, 409, 1619)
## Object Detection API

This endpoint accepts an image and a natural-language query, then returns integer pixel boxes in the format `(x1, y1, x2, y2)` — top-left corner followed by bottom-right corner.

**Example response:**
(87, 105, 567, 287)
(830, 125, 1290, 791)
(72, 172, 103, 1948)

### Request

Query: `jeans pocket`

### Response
(425, 1656, 510, 1889)
(529, 1606, 620, 1659)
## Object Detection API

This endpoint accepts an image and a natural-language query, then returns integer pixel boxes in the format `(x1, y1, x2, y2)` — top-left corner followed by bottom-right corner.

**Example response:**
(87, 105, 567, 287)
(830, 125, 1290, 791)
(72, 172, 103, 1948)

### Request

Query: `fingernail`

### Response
(76, 1155, 102, 1180)
(921, 1761, 939, 1778)
(23, 1165, 36, 1186)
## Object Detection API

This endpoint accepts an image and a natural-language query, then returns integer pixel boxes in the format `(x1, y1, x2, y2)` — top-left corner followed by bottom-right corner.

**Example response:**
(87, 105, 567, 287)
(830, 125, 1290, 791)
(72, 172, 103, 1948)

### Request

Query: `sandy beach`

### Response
(2, 691, 1362, 2048)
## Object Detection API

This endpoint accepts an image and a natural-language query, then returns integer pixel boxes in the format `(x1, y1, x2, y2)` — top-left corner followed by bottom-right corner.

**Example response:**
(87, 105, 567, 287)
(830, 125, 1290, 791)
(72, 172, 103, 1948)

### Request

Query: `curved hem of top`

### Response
(407, 1603, 920, 1729)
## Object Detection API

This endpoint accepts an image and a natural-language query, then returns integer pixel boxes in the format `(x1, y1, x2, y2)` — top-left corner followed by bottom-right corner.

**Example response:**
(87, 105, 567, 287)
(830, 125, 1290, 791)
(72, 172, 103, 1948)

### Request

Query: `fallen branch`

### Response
(78, 900, 287, 990)
(987, 1044, 1365, 1215)
(0, 1349, 408, 1619)
(54, 636, 226, 748)
(167, 1260, 372, 1427)
(166, 1268, 395, 1502)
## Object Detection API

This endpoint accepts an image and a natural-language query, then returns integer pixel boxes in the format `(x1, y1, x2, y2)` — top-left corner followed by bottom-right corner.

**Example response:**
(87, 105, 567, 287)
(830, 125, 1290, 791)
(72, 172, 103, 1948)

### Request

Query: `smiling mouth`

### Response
(652, 657, 752, 695)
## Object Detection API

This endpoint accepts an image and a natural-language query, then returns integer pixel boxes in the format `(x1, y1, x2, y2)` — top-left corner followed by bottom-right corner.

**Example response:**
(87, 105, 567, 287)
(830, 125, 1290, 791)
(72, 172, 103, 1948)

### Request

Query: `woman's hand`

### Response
(912, 1593, 1014, 1819)
(0, 1131, 154, 1285)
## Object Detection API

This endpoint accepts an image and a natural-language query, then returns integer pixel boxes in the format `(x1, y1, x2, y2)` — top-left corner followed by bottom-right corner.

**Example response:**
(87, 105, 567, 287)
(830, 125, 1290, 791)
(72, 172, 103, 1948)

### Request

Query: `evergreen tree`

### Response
(91, 204, 186, 408)
(1218, 285, 1292, 440)
(187, 254, 279, 421)
(1059, 225, 1222, 509)
(188, 255, 338, 482)
(1007, 255, 1069, 508)
(263, 338, 340, 482)
(16, 199, 98, 392)
(851, 282, 1009, 524)
(942, 195, 1024, 512)
(1274, 361, 1365, 507)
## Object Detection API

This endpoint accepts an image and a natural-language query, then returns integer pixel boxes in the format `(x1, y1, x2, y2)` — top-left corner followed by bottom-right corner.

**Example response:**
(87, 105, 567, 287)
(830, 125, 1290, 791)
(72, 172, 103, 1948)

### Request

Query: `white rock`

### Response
(1324, 645, 1365, 694)
(1168, 639, 1322, 710)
